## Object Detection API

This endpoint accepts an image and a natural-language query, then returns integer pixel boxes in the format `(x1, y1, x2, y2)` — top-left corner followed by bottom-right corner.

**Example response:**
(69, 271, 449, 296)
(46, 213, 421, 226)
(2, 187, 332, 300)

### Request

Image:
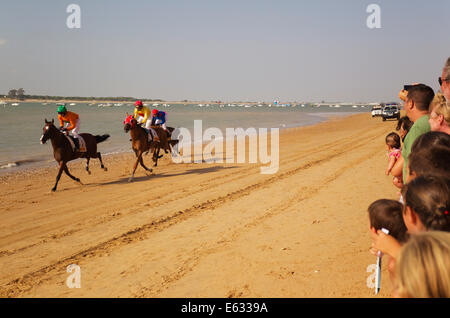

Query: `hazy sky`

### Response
(0, 0, 449, 102)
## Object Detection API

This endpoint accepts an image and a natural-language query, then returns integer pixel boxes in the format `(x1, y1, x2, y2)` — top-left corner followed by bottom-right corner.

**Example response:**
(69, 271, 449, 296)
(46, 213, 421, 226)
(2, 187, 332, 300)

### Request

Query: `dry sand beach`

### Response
(0, 113, 399, 298)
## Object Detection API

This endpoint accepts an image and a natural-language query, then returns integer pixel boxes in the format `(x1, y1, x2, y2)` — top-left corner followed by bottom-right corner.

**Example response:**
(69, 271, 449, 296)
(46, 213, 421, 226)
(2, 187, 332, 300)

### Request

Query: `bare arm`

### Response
(391, 155, 404, 178)
(386, 156, 396, 175)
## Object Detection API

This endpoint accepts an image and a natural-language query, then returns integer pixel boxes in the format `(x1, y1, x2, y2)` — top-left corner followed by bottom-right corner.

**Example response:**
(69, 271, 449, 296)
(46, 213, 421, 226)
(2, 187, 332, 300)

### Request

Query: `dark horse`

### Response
(123, 115, 178, 182)
(40, 119, 110, 191)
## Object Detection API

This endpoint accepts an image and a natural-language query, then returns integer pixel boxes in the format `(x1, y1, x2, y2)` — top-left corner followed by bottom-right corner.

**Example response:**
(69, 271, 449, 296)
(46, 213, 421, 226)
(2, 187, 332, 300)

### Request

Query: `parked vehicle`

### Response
(382, 104, 400, 121)
(371, 104, 383, 117)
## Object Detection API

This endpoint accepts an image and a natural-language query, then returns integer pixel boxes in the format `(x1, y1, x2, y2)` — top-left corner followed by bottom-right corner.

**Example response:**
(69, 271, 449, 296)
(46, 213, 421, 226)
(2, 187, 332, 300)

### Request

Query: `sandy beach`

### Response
(0, 113, 400, 298)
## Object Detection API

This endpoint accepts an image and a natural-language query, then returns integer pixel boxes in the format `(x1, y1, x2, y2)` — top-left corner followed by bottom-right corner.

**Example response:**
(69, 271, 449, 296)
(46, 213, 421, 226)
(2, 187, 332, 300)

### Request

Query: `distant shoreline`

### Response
(0, 98, 220, 105)
(0, 98, 277, 105)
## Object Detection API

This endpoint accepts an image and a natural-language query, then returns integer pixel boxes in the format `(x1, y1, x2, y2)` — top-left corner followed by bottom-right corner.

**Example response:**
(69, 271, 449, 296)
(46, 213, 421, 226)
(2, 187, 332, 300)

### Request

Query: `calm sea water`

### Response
(0, 102, 369, 173)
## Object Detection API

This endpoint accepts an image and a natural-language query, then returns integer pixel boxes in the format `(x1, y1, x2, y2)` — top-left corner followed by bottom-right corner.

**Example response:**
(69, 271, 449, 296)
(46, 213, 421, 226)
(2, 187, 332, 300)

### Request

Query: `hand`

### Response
(392, 176, 403, 189)
(385, 169, 390, 176)
(398, 89, 408, 102)
(370, 229, 401, 259)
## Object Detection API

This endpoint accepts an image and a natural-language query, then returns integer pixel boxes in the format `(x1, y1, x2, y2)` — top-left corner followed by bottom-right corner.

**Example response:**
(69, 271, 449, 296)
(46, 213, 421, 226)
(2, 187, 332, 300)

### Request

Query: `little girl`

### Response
(385, 132, 401, 176)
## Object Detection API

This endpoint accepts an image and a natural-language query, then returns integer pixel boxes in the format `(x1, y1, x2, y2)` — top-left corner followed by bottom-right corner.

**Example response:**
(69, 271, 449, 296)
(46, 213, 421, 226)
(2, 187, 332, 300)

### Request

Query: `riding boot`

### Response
(74, 138, 80, 152)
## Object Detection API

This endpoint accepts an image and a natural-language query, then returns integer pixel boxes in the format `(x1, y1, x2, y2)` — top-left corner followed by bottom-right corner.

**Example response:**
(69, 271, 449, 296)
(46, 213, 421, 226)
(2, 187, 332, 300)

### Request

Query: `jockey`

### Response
(151, 108, 169, 135)
(57, 104, 80, 151)
(133, 100, 152, 129)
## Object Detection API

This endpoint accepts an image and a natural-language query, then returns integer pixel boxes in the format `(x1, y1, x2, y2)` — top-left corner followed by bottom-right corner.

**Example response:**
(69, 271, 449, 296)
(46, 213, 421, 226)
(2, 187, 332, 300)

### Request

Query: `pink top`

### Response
(389, 148, 401, 160)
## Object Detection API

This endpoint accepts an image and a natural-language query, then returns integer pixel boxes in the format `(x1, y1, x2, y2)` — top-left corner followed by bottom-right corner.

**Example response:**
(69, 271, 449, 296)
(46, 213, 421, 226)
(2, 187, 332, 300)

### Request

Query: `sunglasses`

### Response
(439, 77, 448, 86)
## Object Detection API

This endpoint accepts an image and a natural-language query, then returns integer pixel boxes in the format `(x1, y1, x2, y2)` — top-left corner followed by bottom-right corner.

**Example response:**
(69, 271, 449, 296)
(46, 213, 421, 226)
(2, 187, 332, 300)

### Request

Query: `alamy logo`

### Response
(171, 121, 279, 174)
(66, 4, 81, 29)
(366, 4, 381, 29)
(66, 264, 81, 288)
(366, 263, 377, 289)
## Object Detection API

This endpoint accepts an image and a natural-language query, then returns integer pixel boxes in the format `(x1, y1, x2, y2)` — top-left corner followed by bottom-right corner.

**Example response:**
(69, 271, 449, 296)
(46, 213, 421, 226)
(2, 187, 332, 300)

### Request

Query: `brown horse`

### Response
(40, 119, 110, 192)
(123, 115, 178, 182)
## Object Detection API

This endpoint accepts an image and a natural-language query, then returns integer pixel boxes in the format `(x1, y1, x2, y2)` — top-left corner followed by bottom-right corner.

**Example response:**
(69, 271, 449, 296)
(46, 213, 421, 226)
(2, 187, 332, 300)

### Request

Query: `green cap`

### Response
(57, 105, 67, 113)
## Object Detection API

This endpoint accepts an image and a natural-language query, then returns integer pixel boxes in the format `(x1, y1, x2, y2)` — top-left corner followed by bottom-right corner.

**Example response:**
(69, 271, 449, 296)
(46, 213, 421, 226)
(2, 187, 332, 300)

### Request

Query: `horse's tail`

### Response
(95, 134, 110, 144)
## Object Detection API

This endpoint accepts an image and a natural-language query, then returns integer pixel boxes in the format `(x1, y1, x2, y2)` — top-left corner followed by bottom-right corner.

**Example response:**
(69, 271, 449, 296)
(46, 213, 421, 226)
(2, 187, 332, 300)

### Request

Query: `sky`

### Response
(0, 0, 449, 102)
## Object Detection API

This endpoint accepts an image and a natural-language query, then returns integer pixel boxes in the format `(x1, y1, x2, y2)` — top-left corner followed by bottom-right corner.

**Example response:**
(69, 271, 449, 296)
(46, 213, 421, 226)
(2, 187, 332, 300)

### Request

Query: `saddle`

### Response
(144, 127, 159, 142)
(65, 135, 87, 153)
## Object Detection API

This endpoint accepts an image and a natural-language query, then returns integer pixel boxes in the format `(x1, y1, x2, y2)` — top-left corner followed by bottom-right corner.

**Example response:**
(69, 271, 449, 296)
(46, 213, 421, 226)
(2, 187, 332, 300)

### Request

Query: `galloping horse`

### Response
(123, 115, 178, 182)
(40, 119, 110, 191)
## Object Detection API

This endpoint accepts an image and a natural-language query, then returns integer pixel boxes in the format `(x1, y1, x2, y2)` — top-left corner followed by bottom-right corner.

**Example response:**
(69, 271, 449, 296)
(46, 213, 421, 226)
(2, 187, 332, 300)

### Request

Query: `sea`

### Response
(0, 102, 370, 174)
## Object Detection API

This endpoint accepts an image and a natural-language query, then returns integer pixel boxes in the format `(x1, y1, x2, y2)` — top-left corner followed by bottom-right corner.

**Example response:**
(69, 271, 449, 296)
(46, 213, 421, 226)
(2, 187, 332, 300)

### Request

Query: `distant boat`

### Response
(114, 103, 123, 107)
(69, 103, 76, 106)
(11, 103, 19, 106)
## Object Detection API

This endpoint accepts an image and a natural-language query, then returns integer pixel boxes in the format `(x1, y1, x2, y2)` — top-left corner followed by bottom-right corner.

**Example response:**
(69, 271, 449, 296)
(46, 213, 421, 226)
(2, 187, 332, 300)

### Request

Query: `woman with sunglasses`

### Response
(439, 57, 450, 101)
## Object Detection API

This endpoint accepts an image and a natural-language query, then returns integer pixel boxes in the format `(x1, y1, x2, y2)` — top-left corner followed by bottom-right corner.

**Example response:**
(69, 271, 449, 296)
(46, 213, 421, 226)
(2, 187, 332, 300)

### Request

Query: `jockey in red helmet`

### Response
(133, 100, 152, 129)
(151, 108, 168, 131)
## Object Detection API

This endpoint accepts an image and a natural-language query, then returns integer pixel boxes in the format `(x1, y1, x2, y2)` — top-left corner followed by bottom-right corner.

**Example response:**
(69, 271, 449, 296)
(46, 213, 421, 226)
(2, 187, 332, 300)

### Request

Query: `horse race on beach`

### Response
(123, 114, 178, 182)
(40, 119, 110, 192)
(2, 1, 450, 304)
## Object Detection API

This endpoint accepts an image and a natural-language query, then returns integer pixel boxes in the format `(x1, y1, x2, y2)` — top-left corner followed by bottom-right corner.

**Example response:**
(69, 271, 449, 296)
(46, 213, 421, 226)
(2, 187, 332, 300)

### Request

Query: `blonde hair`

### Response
(430, 93, 450, 126)
(395, 231, 450, 298)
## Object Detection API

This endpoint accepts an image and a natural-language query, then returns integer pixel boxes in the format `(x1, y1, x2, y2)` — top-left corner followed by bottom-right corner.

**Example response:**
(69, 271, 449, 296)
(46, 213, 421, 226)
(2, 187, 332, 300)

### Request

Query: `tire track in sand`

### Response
(0, 127, 382, 259)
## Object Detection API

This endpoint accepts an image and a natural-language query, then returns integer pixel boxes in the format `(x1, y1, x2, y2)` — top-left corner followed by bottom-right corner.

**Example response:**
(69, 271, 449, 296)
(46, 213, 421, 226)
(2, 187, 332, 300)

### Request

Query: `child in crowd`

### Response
(368, 199, 409, 284)
(410, 131, 450, 153)
(368, 199, 408, 243)
(396, 116, 414, 142)
(371, 175, 450, 260)
(407, 145, 450, 183)
(394, 231, 450, 298)
(385, 132, 402, 176)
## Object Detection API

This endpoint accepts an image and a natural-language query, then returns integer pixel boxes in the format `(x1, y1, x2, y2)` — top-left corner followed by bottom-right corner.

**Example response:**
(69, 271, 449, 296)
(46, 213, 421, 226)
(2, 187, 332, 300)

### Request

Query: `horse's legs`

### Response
(153, 147, 161, 167)
(96, 152, 107, 171)
(51, 161, 65, 192)
(129, 150, 142, 182)
(86, 158, 91, 175)
(63, 164, 82, 184)
(139, 155, 153, 174)
(169, 140, 180, 156)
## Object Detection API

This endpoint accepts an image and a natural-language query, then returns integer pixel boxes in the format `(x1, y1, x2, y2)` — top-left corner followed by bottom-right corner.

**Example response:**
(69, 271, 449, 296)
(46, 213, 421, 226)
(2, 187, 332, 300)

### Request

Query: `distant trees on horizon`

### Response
(7, 88, 25, 100)
(2, 89, 165, 102)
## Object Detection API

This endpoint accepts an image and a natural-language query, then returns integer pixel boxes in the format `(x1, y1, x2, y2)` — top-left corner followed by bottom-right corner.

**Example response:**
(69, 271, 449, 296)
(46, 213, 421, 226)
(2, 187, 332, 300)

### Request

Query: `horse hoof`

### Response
(103, 167, 108, 172)
(51, 188, 56, 192)
(128, 178, 133, 182)
(87, 170, 91, 175)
